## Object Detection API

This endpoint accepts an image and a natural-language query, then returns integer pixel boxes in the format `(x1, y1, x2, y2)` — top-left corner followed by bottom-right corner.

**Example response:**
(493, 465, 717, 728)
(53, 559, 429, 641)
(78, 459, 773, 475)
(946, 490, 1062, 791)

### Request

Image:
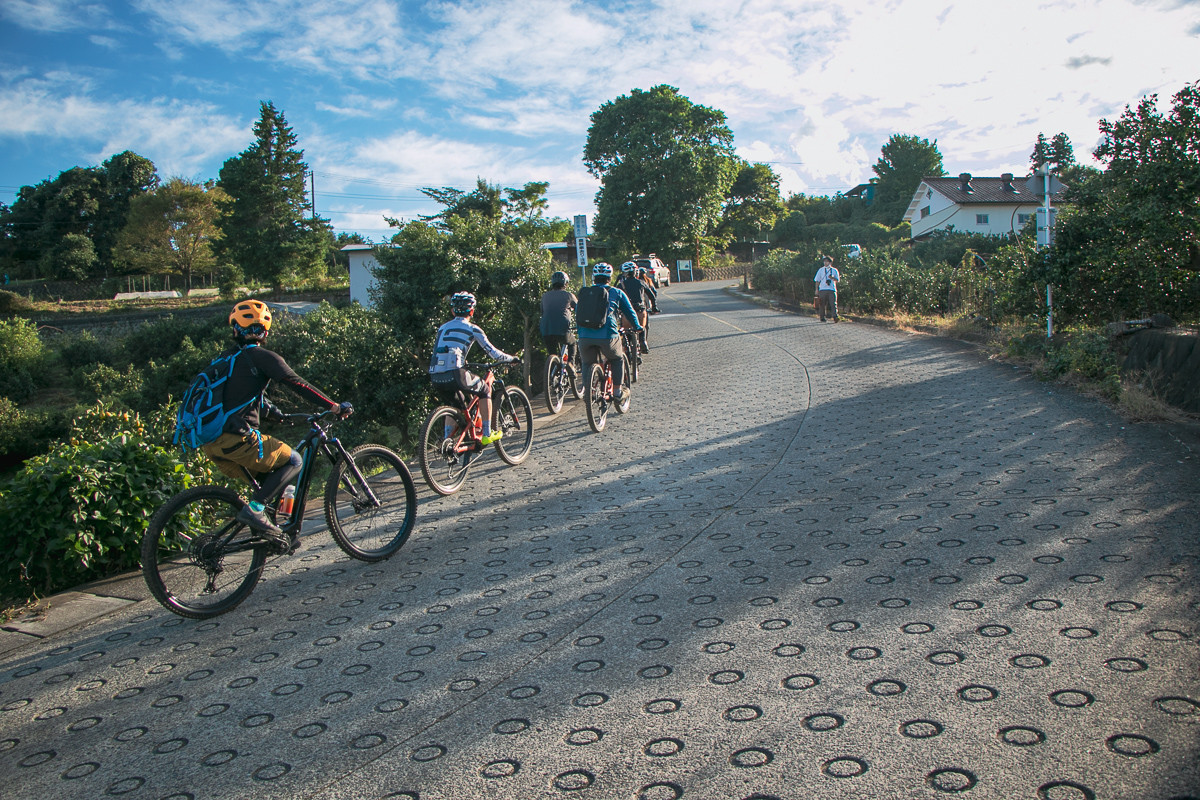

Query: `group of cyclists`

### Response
(199, 261, 660, 546)
(540, 260, 660, 405)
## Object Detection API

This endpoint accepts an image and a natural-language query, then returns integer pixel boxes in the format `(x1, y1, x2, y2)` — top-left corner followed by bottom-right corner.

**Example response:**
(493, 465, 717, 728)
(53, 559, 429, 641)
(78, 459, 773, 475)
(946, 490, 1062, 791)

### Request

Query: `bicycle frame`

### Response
(243, 411, 379, 538)
(440, 364, 508, 456)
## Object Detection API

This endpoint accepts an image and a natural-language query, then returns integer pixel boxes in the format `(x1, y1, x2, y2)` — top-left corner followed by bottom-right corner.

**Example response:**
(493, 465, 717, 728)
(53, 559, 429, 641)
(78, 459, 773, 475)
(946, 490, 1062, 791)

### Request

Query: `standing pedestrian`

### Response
(814, 255, 840, 322)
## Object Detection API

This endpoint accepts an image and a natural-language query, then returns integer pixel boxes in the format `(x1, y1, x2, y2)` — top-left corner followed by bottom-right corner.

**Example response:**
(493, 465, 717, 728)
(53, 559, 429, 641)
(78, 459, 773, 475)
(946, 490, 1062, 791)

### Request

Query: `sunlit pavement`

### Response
(2, 282, 1197, 799)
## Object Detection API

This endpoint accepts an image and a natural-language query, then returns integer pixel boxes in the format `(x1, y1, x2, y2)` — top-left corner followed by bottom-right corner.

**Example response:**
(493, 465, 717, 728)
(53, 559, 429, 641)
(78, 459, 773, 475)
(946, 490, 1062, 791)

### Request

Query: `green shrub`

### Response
(0, 289, 34, 313)
(0, 398, 71, 472)
(0, 404, 218, 601)
(120, 311, 227, 364)
(56, 329, 123, 370)
(75, 363, 144, 404)
(0, 317, 45, 401)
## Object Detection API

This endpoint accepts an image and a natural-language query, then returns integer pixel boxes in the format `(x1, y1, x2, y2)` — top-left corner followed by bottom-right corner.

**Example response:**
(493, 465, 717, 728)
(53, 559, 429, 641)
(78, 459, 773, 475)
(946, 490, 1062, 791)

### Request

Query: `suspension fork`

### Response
(324, 437, 382, 509)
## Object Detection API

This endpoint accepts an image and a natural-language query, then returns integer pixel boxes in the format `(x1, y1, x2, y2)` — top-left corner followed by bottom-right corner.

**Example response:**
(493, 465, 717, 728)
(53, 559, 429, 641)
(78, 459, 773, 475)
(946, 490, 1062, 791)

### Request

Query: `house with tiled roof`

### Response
(902, 172, 1065, 239)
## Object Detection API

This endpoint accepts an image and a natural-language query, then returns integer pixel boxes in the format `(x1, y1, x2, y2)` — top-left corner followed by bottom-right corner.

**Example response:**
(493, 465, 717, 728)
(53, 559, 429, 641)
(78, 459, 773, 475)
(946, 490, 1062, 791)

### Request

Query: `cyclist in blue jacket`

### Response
(577, 262, 642, 404)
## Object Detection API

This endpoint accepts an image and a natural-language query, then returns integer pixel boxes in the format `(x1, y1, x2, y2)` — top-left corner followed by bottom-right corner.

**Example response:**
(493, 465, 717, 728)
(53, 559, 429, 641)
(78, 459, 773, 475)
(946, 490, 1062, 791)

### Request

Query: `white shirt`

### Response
(814, 265, 840, 291)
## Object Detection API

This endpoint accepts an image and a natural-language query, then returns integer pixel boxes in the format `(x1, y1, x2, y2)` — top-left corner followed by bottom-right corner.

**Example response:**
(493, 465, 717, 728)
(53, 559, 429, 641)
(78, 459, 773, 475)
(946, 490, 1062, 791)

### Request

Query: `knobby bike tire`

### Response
(545, 354, 566, 414)
(325, 444, 418, 561)
(419, 406, 472, 495)
(616, 355, 632, 414)
(494, 386, 534, 464)
(141, 486, 267, 619)
(568, 357, 583, 400)
(585, 363, 608, 432)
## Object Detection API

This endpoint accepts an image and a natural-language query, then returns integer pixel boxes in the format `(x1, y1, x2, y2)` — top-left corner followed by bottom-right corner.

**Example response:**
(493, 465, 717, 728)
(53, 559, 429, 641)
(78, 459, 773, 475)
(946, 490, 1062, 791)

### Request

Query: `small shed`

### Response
(341, 244, 379, 308)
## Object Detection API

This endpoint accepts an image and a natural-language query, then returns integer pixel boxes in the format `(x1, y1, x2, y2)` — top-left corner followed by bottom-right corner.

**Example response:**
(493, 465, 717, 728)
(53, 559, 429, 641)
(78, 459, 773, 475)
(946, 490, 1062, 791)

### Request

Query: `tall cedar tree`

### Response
(216, 102, 328, 287)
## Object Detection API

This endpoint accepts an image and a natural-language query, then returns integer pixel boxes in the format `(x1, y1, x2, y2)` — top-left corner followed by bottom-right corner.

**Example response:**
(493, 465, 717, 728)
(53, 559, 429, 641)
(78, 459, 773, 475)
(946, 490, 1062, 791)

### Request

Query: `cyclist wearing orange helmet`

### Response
(202, 300, 351, 545)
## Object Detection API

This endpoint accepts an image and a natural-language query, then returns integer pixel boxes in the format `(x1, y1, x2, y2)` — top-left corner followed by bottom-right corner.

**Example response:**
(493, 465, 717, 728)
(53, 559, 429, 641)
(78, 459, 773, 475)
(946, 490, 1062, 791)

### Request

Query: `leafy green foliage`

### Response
(114, 178, 228, 287)
(871, 134, 946, 224)
(0, 317, 45, 401)
(585, 85, 738, 258)
(0, 151, 158, 280)
(0, 404, 216, 602)
(1043, 80, 1200, 323)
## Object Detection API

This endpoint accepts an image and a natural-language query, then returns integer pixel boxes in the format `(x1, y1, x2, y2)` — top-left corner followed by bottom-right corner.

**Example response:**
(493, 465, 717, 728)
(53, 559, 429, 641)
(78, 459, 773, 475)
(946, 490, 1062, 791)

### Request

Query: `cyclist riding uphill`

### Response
(429, 291, 518, 445)
(577, 262, 642, 405)
(540, 270, 577, 364)
(203, 300, 352, 544)
(618, 260, 656, 354)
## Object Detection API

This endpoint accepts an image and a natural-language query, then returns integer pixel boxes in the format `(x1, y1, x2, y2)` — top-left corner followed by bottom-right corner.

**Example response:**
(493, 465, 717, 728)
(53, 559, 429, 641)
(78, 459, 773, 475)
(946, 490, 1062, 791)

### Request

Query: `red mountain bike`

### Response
(419, 362, 534, 494)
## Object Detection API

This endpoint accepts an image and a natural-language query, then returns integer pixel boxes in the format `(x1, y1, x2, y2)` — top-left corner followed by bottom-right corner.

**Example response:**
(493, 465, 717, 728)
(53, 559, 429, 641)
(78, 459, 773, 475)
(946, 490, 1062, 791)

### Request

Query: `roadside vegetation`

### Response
(0, 81, 1196, 609)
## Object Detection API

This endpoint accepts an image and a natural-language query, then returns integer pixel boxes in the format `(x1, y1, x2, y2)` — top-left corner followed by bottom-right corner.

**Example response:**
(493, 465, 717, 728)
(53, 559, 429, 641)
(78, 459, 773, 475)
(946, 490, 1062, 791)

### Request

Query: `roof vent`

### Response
(1001, 173, 1017, 192)
(958, 173, 973, 192)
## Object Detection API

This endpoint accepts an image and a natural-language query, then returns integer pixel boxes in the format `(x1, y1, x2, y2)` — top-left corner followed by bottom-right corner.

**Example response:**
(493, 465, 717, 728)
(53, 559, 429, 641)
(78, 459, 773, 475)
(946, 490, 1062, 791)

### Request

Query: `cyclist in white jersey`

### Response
(429, 292, 518, 444)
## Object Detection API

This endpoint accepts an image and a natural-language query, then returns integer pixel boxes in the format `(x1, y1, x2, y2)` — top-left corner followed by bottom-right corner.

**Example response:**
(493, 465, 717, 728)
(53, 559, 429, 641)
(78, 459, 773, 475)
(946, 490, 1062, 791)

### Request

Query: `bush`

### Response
(0, 397, 71, 472)
(75, 363, 144, 405)
(56, 329, 122, 370)
(0, 404, 218, 602)
(0, 318, 45, 401)
(0, 289, 34, 313)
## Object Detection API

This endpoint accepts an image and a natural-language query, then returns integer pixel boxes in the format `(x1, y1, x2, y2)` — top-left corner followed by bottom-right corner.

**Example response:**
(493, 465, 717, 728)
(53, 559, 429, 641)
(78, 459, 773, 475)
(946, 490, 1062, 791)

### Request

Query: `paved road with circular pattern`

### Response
(2, 282, 1198, 800)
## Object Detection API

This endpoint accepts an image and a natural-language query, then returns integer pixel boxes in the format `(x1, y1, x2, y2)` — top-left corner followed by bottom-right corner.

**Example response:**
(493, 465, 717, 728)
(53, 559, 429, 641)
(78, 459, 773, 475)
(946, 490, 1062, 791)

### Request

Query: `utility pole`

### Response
(309, 171, 317, 221)
(1026, 165, 1062, 338)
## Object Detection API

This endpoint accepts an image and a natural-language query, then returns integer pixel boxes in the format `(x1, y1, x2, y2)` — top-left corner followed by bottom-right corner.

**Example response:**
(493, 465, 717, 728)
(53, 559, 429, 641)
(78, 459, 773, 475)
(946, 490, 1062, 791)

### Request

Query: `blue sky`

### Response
(1, 0, 1196, 240)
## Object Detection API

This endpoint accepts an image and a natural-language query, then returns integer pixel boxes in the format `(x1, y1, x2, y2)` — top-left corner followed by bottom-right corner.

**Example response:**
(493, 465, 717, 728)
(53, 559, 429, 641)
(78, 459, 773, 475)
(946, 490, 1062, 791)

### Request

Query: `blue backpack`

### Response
(173, 347, 256, 452)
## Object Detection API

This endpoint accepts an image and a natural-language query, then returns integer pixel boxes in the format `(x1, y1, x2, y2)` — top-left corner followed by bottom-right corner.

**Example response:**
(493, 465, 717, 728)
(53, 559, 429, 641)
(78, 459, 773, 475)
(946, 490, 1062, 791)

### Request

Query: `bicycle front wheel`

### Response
(585, 363, 608, 432)
(141, 486, 267, 619)
(419, 406, 471, 495)
(325, 444, 417, 561)
(545, 355, 566, 414)
(494, 386, 534, 465)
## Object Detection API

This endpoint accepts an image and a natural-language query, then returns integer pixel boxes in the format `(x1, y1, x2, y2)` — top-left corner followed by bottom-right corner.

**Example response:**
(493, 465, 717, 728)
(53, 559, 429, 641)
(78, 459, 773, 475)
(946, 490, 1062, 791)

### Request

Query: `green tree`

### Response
(584, 85, 738, 262)
(1046, 80, 1200, 321)
(718, 161, 784, 244)
(113, 178, 227, 288)
(871, 134, 946, 223)
(92, 151, 159, 268)
(0, 152, 157, 279)
(216, 101, 329, 288)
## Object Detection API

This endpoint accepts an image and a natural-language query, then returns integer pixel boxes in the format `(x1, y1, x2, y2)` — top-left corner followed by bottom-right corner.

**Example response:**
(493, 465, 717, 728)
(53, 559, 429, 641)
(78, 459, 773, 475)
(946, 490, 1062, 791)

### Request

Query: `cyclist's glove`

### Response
(263, 400, 286, 423)
(337, 401, 354, 419)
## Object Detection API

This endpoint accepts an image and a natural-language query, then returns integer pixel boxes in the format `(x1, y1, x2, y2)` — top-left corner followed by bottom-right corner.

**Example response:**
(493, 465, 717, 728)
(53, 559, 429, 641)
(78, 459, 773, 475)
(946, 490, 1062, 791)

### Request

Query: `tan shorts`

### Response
(202, 432, 293, 483)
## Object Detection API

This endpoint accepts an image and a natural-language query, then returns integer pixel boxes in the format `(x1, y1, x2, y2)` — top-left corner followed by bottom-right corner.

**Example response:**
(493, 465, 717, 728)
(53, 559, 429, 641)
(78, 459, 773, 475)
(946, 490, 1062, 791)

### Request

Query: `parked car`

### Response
(633, 254, 670, 287)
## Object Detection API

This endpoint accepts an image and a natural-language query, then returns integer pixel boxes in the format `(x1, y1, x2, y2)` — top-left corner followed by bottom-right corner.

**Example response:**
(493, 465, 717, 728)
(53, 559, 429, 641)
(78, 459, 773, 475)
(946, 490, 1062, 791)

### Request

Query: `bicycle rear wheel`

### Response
(325, 444, 417, 561)
(494, 385, 534, 464)
(545, 355, 567, 414)
(625, 333, 639, 383)
(585, 363, 608, 432)
(419, 406, 472, 495)
(141, 486, 267, 619)
(568, 355, 582, 399)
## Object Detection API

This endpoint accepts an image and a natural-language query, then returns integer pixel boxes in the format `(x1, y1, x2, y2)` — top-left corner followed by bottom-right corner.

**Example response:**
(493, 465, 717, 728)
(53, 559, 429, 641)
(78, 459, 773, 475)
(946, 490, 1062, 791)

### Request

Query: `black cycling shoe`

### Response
(236, 505, 289, 549)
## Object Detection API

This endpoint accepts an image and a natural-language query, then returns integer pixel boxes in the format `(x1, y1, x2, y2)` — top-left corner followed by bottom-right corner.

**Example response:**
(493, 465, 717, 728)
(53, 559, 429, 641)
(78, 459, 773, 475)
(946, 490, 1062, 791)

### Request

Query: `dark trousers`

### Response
(818, 290, 838, 321)
(579, 336, 626, 391)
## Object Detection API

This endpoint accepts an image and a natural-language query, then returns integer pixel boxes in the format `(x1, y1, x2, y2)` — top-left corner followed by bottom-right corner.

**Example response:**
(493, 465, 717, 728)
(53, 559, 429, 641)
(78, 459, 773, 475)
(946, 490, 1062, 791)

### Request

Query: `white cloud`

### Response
(0, 73, 248, 179)
(0, 0, 116, 32)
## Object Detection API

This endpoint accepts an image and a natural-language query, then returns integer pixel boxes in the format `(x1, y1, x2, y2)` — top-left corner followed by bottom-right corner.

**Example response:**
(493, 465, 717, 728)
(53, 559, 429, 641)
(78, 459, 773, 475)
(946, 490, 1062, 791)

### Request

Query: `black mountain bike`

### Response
(544, 339, 582, 414)
(620, 324, 641, 383)
(419, 362, 534, 495)
(141, 409, 417, 619)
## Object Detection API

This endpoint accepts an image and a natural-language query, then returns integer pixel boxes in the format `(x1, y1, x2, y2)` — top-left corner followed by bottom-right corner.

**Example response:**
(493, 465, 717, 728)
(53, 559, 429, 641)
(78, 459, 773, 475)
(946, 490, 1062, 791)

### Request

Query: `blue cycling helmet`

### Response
(450, 291, 476, 317)
(592, 262, 614, 278)
(620, 261, 636, 274)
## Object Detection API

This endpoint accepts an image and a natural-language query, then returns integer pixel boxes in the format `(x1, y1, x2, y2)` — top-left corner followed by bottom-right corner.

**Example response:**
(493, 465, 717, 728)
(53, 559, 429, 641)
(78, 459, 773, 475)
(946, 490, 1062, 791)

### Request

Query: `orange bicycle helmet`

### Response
(229, 300, 273, 336)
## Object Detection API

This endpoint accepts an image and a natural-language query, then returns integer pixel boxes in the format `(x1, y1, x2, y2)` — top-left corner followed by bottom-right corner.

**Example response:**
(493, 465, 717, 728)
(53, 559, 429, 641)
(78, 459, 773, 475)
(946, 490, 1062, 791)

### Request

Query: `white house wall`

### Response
(348, 252, 379, 308)
(912, 201, 1038, 238)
